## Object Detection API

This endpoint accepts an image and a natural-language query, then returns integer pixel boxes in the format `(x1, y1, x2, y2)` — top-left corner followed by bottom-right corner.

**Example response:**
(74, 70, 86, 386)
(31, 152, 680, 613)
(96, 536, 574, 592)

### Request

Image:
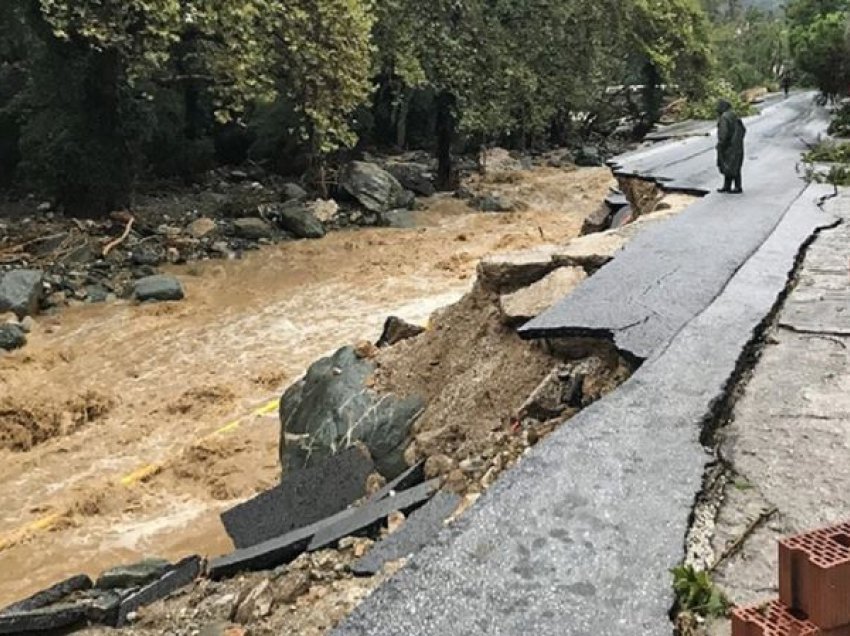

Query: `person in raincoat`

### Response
(716, 100, 746, 194)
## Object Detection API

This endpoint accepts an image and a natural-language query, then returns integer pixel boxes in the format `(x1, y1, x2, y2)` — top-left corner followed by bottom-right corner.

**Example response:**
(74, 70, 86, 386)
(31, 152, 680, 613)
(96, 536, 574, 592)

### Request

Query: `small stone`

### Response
(37, 201, 52, 213)
(275, 571, 311, 604)
(134, 275, 185, 303)
(387, 511, 406, 535)
(188, 217, 218, 239)
(474, 194, 516, 213)
(445, 469, 467, 495)
(233, 217, 274, 240)
(366, 472, 387, 497)
(166, 247, 181, 264)
(131, 245, 163, 266)
(0, 324, 26, 351)
(459, 457, 485, 474)
(282, 183, 308, 201)
(0, 269, 44, 318)
(231, 579, 274, 624)
(308, 199, 339, 223)
(199, 622, 246, 636)
(403, 442, 419, 467)
(424, 454, 455, 479)
(19, 316, 35, 333)
(272, 203, 326, 239)
(376, 316, 425, 348)
(354, 340, 380, 360)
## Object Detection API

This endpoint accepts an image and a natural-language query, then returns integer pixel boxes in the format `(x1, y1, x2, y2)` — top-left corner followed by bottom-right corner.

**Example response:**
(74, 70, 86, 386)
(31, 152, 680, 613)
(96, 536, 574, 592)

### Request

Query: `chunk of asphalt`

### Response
(84, 590, 122, 626)
(209, 480, 440, 580)
(604, 192, 628, 210)
(221, 446, 374, 549)
(351, 491, 461, 577)
(308, 479, 440, 552)
(114, 555, 203, 627)
(0, 574, 92, 614)
(0, 603, 87, 634)
(96, 558, 172, 590)
(366, 461, 425, 503)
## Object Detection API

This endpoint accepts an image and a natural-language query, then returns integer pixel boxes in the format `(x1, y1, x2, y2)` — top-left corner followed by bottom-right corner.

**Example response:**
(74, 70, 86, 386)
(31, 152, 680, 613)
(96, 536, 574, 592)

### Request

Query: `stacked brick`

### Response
(732, 522, 850, 636)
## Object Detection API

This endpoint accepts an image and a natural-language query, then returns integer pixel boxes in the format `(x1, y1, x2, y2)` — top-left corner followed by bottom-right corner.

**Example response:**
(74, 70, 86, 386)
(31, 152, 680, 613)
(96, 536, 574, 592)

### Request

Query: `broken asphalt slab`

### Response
(114, 555, 203, 627)
(308, 479, 441, 551)
(0, 603, 88, 634)
(209, 480, 439, 580)
(332, 185, 835, 635)
(521, 95, 828, 361)
(0, 574, 92, 615)
(351, 491, 461, 577)
(365, 461, 426, 504)
(222, 446, 374, 549)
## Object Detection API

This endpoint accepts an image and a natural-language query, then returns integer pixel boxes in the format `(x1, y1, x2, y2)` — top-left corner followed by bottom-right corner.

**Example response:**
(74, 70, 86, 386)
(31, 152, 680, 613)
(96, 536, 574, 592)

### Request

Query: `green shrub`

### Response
(681, 79, 755, 121)
(805, 140, 850, 163)
(672, 565, 730, 619)
(828, 105, 850, 137)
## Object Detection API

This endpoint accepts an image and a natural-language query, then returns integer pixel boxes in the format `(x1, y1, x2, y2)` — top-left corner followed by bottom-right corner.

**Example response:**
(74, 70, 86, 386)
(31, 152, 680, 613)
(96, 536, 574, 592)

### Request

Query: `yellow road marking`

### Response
(0, 513, 63, 552)
(119, 463, 163, 487)
(0, 395, 282, 553)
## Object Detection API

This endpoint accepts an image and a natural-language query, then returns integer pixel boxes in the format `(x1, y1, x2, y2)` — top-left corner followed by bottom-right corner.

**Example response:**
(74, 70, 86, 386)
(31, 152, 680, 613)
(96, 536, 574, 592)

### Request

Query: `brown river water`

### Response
(0, 167, 615, 605)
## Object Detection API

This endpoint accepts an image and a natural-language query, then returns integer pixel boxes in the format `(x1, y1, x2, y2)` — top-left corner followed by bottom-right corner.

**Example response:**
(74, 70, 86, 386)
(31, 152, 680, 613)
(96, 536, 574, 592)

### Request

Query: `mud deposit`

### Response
(0, 166, 615, 606)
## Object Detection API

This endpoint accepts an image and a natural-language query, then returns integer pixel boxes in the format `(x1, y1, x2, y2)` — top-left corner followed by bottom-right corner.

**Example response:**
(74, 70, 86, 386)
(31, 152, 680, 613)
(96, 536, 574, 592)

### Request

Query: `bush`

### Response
(680, 79, 756, 121)
(828, 105, 850, 137)
(805, 140, 850, 163)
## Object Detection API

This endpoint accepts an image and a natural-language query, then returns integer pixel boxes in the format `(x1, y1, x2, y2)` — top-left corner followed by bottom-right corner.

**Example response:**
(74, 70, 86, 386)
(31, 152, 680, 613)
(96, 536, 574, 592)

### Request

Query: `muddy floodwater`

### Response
(0, 167, 614, 605)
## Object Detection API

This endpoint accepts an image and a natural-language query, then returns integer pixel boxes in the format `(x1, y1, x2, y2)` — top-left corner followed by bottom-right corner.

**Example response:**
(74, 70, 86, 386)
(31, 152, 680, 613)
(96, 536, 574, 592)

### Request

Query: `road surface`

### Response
(335, 94, 835, 635)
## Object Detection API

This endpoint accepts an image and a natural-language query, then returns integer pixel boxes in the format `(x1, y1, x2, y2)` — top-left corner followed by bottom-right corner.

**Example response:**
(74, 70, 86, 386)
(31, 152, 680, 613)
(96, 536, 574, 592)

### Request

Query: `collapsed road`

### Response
(335, 94, 835, 634)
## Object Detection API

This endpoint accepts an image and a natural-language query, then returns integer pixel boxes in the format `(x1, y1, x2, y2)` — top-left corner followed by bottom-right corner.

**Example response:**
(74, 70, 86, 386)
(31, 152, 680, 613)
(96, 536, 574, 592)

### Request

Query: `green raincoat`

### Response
(717, 104, 746, 177)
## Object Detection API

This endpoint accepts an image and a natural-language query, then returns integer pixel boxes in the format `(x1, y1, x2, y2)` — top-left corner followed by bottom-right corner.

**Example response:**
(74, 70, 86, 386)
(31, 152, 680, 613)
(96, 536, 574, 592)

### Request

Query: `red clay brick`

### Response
(779, 521, 850, 629)
(732, 600, 850, 636)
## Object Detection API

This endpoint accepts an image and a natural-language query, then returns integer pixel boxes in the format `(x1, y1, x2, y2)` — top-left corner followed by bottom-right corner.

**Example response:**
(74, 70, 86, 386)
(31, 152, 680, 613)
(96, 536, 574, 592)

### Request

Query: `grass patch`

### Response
(672, 565, 731, 619)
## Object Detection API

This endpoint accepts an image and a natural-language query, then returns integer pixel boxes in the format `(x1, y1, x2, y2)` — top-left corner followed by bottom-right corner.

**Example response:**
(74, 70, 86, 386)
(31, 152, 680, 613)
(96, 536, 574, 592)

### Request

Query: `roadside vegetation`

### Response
(0, 0, 841, 220)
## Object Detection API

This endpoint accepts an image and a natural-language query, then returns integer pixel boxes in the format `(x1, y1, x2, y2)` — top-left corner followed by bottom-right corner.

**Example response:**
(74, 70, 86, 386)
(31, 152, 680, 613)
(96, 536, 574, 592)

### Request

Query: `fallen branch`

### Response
(710, 506, 778, 573)
(102, 216, 135, 258)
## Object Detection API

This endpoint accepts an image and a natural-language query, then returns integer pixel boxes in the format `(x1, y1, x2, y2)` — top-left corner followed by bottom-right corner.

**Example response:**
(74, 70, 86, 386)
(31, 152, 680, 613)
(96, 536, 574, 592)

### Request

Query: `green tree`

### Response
(787, 0, 850, 98)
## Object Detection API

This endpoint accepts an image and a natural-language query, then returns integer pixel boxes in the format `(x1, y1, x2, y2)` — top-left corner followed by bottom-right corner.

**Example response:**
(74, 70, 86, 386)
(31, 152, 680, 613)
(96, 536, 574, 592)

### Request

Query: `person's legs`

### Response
(718, 175, 732, 193)
(731, 173, 742, 193)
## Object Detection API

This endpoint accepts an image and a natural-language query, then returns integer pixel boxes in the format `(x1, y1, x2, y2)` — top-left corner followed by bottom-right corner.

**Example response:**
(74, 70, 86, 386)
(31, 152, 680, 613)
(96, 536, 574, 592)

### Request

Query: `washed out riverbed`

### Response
(0, 166, 622, 606)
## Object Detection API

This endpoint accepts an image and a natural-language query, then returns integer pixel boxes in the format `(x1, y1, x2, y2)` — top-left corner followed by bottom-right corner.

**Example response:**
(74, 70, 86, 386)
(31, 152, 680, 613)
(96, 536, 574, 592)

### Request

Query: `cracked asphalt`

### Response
(520, 94, 828, 360)
(704, 191, 850, 635)
(334, 94, 834, 636)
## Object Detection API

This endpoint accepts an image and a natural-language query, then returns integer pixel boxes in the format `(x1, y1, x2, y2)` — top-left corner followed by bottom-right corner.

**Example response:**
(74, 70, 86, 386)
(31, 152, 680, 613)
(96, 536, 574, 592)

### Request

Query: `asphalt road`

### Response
(519, 94, 829, 360)
(334, 94, 834, 636)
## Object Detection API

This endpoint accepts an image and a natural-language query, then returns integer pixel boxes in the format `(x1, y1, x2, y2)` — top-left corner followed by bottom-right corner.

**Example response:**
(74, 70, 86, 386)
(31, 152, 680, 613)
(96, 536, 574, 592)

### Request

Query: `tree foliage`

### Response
(0, 0, 756, 213)
(787, 0, 850, 98)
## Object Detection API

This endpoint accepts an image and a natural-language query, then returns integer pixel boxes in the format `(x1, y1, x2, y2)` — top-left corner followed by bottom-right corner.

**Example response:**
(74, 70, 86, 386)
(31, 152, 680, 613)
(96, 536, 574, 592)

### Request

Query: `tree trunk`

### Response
(435, 90, 456, 191)
(395, 88, 411, 150)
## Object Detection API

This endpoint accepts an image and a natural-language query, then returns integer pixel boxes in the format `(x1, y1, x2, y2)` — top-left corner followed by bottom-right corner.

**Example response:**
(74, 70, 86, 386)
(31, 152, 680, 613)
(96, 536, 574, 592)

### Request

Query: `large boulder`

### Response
(340, 162, 414, 213)
(279, 346, 425, 479)
(270, 203, 326, 239)
(0, 269, 44, 319)
(386, 163, 436, 197)
(134, 275, 185, 303)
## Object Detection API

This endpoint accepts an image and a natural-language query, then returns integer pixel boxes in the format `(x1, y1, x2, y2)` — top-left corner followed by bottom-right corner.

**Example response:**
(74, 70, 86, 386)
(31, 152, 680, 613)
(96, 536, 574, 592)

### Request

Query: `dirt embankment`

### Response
(0, 165, 616, 608)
